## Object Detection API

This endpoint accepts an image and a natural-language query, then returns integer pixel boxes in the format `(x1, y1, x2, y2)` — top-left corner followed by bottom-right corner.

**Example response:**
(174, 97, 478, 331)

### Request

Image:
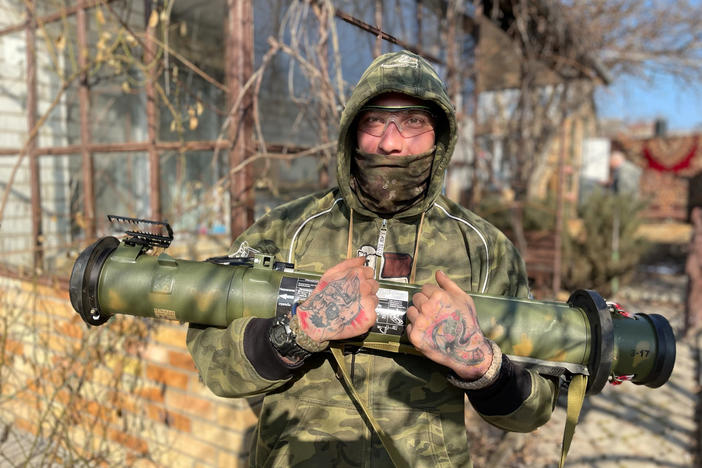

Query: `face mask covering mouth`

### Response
(350, 147, 435, 216)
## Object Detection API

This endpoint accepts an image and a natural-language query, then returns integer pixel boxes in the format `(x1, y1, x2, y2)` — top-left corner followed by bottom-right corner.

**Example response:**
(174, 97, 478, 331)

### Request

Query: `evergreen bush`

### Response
(562, 190, 649, 296)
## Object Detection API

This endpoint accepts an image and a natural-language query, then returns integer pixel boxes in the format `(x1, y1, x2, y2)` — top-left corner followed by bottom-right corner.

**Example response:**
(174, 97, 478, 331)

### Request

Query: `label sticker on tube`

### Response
(372, 288, 408, 335)
(275, 276, 319, 317)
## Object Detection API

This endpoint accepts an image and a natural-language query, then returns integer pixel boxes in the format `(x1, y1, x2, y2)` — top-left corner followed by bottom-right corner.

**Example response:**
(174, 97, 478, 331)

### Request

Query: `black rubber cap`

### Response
(567, 289, 613, 395)
(69, 237, 119, 326)
(640, 313, 676, 388)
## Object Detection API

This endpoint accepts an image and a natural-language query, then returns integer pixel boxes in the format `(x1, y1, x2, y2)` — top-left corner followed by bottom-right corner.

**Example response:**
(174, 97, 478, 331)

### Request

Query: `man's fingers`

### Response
(435, 270, 465, 295)
(412, 291, 429, 309)
(405, 305, 419, 325)
(370, 280, 380, 295)
(420, 283, 440, 297)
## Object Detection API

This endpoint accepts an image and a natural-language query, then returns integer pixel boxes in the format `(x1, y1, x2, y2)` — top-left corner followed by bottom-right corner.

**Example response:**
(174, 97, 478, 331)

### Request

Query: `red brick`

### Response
(216, 402, 260, 429)
(48, 301, 76, 320)
(25, 379, 41, 395)
(167, 411, 192, 432)
(126, 453, 159, 468)
(108, 428, 148, 454)
(146, 364, 189, 389)
(145, 403, 163, 422)
(15, 387, 35, 406)
(190, 419, 246, 452)
(82, 399, 114, 423)
(152, 326, 187, 348)
(4, 338, 23, 355)
(55, 388, 71, 406)
(14, 416, 37, 434)
(30, 283, 69, 301)
(107, 390, 138, 414)
(168, 433, 218, 465)
(55, 320, 84, 340)
(135, 386, 165, 403)
(142, 343, 169, 364)
(165, 391, 212, 415)
(145, 403, 191, 432)
(105, 354, 143, 376)
(168, 350, 196, 371)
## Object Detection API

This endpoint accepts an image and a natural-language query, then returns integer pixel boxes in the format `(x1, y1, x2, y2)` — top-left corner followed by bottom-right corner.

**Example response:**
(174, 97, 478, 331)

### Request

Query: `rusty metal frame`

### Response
(0, 0, 444, 271)
(77, 4, 96, 239)
(226, 0, 254, 239)
(144, 0, 160, 223)
(25, 5, 42, 269)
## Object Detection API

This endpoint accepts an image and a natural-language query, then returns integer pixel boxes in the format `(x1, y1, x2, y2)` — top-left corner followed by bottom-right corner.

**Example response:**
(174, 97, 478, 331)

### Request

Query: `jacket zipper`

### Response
(351, 219, 386, 402)
(374, 219, 387, 279)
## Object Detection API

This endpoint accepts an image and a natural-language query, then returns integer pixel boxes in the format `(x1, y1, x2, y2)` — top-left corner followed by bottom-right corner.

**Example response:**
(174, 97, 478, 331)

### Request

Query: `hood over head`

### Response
(336, 50, 457, 219)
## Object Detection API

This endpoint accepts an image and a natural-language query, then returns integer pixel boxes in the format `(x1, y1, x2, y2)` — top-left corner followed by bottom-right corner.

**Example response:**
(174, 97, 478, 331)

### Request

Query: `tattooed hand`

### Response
(296, 257, 379, 344)
(406, 270, 494, 381)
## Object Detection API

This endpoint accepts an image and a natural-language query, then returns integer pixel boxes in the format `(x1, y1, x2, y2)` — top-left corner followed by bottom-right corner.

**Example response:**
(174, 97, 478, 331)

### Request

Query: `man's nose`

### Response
(378, 122, 404, 154)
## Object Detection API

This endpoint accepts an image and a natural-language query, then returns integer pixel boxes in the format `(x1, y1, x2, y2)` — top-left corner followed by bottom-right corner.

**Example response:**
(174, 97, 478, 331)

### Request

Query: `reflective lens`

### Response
(358, 106, 435, 137)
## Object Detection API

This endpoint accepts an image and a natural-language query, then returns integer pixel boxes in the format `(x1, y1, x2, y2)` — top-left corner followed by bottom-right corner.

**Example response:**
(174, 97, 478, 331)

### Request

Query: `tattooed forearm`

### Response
(298, 272, 363, 337)
(427, 307, 487, 366)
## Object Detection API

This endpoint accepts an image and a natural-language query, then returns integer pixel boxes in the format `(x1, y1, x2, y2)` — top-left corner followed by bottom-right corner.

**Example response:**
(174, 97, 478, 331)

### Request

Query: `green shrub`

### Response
(562, 190, 649, 296)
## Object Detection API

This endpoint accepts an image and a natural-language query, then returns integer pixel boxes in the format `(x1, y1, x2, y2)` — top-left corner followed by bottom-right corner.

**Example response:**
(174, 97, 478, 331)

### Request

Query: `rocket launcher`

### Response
(69, 217, 676, 395)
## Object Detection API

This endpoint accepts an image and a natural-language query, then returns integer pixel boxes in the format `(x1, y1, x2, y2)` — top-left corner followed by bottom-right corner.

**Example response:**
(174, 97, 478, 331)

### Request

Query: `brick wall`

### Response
(0, 273, 260, 467)
(639, 170, 689, 220)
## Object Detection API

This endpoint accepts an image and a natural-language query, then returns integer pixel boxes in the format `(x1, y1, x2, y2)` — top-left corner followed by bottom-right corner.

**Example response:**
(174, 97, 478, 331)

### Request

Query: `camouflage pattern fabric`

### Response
(351, 148, 435, 215)
(337, 50, 457, 220)
(187, 50, 557, 467)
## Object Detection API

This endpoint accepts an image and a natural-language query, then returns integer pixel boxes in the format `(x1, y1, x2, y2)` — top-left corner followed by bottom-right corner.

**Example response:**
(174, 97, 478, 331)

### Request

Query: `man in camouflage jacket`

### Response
(187, 51, 558, 467)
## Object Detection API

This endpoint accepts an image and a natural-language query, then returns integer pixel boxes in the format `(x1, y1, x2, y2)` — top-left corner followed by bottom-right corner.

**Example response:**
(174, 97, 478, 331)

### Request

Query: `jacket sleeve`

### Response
(187, 317, 297, 398)
(186, 211, 298, 398)
(467, 356, 559, 432)
(468, 232, 560, 432)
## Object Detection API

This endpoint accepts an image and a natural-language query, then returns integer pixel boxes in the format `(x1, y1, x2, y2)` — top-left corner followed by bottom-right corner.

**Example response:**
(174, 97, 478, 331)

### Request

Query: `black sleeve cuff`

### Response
(243, 318, 302, 381)
(466, 355, 532, 416)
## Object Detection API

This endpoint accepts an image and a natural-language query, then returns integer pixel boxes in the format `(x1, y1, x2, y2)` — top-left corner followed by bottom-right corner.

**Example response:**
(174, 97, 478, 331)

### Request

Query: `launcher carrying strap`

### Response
(330, 343, 588, 468)
(560, 374, 588, 468)
(330, 346, 408, 468)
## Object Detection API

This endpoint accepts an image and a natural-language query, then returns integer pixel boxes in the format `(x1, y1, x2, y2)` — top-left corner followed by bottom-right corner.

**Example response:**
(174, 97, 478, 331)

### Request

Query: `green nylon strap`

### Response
(330, 346, 409, 468)
(559, 374, 588, 468)
(332, 343, 587, 468)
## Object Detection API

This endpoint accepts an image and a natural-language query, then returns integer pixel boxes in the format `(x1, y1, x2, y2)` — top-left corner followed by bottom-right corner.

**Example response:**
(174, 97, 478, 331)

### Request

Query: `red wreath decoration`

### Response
(643, 136, 698, 173)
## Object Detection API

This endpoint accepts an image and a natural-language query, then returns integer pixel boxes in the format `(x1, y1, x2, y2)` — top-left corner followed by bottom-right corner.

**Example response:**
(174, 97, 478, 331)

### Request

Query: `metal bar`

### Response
(77, 3, 96, 239)
(26, 4, 43, 270)
(144, 0, 160, 221)
(0, 141, 315, 157)
(226, 0, 255, 239)
(333, 8, 443, 64)
(374, 0, 382, 57)
(416, 0, 423, 55)
(102, 0, 228, 94)
(315, 4, 330, 188)
(0, 262, 69, 290)
(0, 0, 118, 37)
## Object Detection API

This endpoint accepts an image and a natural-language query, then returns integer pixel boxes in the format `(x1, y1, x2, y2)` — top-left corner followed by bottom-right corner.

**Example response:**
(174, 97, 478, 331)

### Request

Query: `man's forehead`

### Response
(366, 92, 424, 107)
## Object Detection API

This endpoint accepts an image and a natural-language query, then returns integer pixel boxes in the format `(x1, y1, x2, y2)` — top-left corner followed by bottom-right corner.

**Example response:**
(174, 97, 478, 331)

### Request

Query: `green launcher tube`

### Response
(70, 237, 676, 395)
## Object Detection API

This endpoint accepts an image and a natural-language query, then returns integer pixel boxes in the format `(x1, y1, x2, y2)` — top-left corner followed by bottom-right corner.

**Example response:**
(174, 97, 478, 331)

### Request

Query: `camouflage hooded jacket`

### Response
(187, 51, 558, 467)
